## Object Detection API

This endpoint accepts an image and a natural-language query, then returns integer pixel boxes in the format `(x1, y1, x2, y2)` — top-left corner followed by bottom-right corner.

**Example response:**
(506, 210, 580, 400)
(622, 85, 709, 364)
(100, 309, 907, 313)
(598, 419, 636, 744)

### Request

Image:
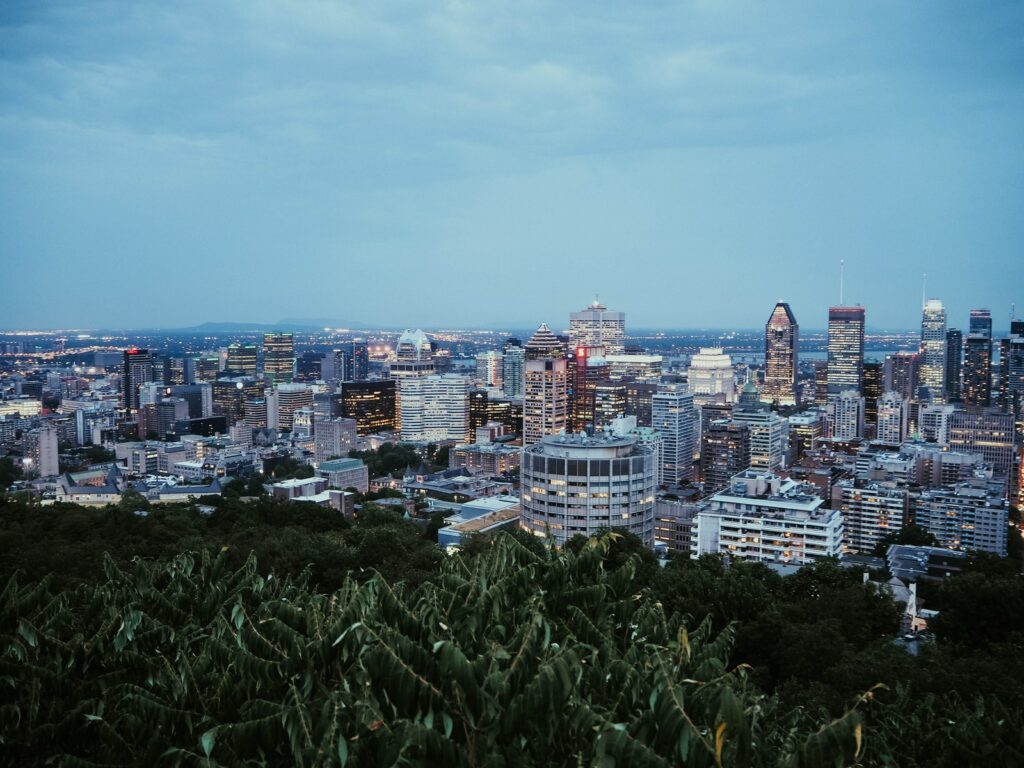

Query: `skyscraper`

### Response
(501, 338, 525, 398)
(862, 360, 882, 437)
(475, 350, 503, 389)
(876, 392, 910, 444)
(687, 348, 736, 404)
(569, 345, 609, 432)
(348, 340, 369, 381)
(828, 389, 865, 440)
(763, 302, 799, 406)
(225, 344, 258, 377)
(122, 348, 155, 413)
(964, 315, 993, 407)
(700, 420, 751, 495)
(263, 332, 295, 384)
(883, 351, 921, 400)
(398, 374, 470, 443)
(919, 299, 947, 402)
(569, 300, 625, 355)
(651, 384, 698, 485)
(338, 380, 396, 435)
(944, 328, 963, 402)
(998, 325, 1024, 411)
(969, 308, 993, 339)
(732, 381, 787, 471)
(523, 324, 569, 444)
(827, 306, 865, 395)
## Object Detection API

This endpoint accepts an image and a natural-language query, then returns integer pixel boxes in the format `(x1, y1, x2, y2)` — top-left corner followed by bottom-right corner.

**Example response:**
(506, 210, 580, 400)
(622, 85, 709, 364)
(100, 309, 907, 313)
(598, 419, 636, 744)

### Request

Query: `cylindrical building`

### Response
(520, 432, 657, 546)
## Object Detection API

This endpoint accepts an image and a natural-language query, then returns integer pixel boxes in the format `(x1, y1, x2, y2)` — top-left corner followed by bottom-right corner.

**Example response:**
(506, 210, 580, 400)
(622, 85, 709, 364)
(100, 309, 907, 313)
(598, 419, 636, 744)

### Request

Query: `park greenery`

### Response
(0, 491, 1022, 766)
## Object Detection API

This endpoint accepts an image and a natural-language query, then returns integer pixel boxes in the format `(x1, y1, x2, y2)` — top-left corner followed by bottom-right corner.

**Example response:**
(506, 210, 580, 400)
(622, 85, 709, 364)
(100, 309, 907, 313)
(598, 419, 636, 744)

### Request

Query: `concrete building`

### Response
(827, 306, 865, 396)
(316, 457, 369, 493)
(651, 384, 698, 485)
(475, 350, 503, 389)
(605, 354, 662, 383)
(501, 341, 525, 399)
(399, 374, 470, 443)
(263, 332, 295, 384)
(948, 407, 1016, 481)
(913, 479, 1008, 556)
(833, 479, 908, 554)
(523, 325, 569, 445)
(763, 302, 799, 405)
(919, 299, 947, 402)
(275, 384, 314, 432)
(693, 470, 844, 565)
(520, 432, 657, 546)
(828, 390, 865, 440)
(569, 300, 625, 355)
(732, 382, 787, 471)
(25, 423, 59, 478)
(687, 347, 736, 404)
(314, 416, 357, 465)
(876, 392, 910, 445)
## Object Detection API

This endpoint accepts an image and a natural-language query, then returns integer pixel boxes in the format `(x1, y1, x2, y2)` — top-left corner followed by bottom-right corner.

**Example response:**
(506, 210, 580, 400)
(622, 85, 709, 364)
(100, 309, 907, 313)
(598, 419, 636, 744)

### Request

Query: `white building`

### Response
(523, 356, 568, 446)
(274, 384, 313, 432)
(693, 470, 844, 565)
(520, 432, 657, 546)
(475, 351, 503, 389)
(605, 354, 662, 383)
(651, 385, 697, 485)
(833, 479, 907, 554)
(876, 392, 909, 444)
(920, 299, 947, 402)
(314, 416, 358, 465)
(919, 403, 955, 445)
(316, 457, 369, 494)
(399, 374, 470, 443)
(25, 424, 59, 478)
(732, 383, 787, 471)
(828, 390, 865, 440)
(568, 300, 625, 355)
(687, 348, 736, 404)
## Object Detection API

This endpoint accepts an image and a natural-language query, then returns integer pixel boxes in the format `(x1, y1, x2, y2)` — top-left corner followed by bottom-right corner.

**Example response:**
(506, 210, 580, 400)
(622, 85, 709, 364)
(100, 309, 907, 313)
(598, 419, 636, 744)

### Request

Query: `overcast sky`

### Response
(1, 1, 1022, 331)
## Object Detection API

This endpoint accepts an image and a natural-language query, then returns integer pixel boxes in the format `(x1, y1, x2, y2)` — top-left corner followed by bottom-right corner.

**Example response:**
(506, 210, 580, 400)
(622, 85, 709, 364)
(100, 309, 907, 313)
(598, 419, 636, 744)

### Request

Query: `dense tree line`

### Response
(1, 493, 1023, 765)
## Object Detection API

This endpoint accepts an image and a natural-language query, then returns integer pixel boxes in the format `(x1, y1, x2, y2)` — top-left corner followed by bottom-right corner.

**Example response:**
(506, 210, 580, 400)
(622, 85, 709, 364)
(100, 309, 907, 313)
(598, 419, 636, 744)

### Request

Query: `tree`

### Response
(0, 456, 22, 489)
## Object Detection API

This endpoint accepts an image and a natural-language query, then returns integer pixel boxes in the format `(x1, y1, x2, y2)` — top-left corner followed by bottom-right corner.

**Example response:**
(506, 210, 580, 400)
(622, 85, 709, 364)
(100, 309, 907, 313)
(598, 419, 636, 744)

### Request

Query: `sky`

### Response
(1, 1, 1022, 332)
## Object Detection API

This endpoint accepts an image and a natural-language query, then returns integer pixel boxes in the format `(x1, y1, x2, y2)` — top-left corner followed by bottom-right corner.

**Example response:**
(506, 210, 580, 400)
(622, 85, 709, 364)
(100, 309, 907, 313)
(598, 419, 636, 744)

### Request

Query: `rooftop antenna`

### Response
(839, 259, 845, 305)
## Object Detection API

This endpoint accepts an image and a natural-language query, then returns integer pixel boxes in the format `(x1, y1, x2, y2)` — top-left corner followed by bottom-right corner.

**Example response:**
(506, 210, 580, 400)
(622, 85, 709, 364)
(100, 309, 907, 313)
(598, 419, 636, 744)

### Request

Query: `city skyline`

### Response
(2, 2, 1023, 329)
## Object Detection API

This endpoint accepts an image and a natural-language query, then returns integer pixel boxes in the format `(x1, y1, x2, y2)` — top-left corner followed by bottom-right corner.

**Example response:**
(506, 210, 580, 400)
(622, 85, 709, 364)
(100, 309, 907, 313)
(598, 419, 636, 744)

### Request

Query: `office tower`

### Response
(812, 361, 829, 406)
(788, 411, 823, 460)
(390, 329, 434, 379)
(829, 390, 865, 440)
(525, 323, 565, 360)
(398, 374, 470, 443)
(948, 407, 1015, 481)
(693, 470, 844, 565)
(275, 383, 314, 431)
(877, 392, 910, 444)
(919, 299, 947, 401)
(827, 306, 865, 395)
(225, 344, 258, 377)
(964, 333, 993, 407)
(834, 479, 908, 555)
(191, 356, 221, 383)
(687, 348, 735, 404)
(970, 308, 993, 339)
(167, 357, 188, 386)
(919, 404, 955, 445)
(349, 341, 369, 381)
(520, 432, 657, 546)
(156, 398, 190, 439)
(485, 397, 523, 436)
(475, 351, 503, 389)
(263, 332, 295, 384)
(763, 302, 799, 405)
(606, 354, 662, 383)
(569, 300, 625, 354)
(701, 421, 751, 494)
(883, 351, 921, 400)
(320, 350, 343, 383)
(212, 378, 265, 424)
(338, 380, 396, 435)
(624, 380, 659, 428)
(122, 348, 155, 413)
(945, 329, 963, 402)
(244, 398, 268, 430)
(569, 345, 609, 432)
(523, 325, 569, 444)
(295, 352, 324, 382)
(164, 383, 213, 419)
(861, 361, 882, 436)
(593, 382, 627, 429)
(291, 407, 315, 439)
(501, 339, 525, 398)
(25, 424, 59, 478)
(314, 416, 357, 465)
(652, 384, 698, 485)
(998, 328, 1024, 410)
(469, 389, 490, 434)
(732, 382, 787, 471)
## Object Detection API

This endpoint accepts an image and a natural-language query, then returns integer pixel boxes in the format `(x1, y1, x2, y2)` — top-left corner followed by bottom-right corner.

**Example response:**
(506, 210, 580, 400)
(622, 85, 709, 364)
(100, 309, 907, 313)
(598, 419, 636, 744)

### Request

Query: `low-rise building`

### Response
(316, 457, 369, 494)
(913, 479, 1008, 555)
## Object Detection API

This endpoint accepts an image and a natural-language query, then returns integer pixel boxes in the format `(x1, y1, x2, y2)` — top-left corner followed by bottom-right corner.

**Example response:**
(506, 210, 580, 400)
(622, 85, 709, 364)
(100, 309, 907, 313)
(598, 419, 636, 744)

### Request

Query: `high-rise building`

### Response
(876, 392, 910, 444)
(338, 380, 396, 435)
(919, 404, 955, 445)
(399, 374, 470, 443)
(263, 332, 295, 384)
(828, 390, 865, 440)
(314, 416, 357, 465)
(652, 385, 698, 485)
(524, 324, 569, 445)
(827, 306, 865, 395)
(501, 339, 525, 398)
(834, 479, 907, 555)
(687, 348, 736, 404)
(862, 361, 882, 437)
(624, 380, 659, 428)
(520, 432, 657, 546)
(969, 308, 993, 339)
(913, 479, 1008, 556)
(998, 328, 1024, 411)
(25, 424, 59, 478)
(349, 341, 369, 381)
(569, 300, 625, 355)
(275, 383, 313, 431)
(732, 382, 787, 471)
(390, 329, 435, 379)
(700, 420, 751, 494)
(122, 349, 155, 413)
(593, 382, 628, 431)
(569, 345, 609, 432)
(919, 299, 947, 402)
(225, 344, 258, 377)
(475, 351, 503, 389)
(295, 352, 324, 383)
(468, 389, 491, 434)
(945, 329, 963, 402)
(883, 351, 921, 400)
(964, 332, 993, 407)
(605, 354, 662, 383)
(191, 356, 221, 383)
(948, 407, 1016, 481)
(763, 302, 799, 405)
(812, 361, 829, 406)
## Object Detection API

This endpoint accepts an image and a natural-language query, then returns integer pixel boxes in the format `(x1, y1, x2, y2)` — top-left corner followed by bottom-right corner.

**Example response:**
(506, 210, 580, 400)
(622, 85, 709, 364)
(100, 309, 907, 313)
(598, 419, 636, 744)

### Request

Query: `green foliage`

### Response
(349, 442, 428, 478)
(871, 524, 937, 557)
(0, 535, 869, 766)
(0, 456, 22, 490)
